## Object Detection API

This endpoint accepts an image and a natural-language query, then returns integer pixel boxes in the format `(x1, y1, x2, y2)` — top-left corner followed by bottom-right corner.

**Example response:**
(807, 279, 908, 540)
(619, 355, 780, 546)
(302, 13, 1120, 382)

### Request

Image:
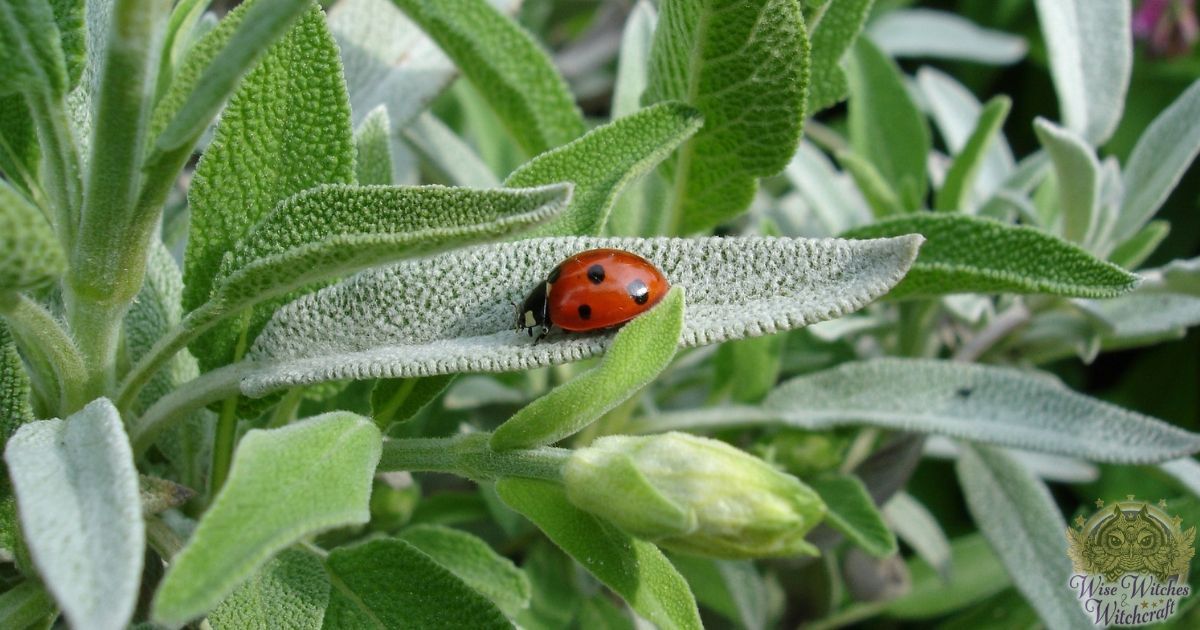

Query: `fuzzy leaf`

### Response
(714, 334, 785, 404)
(1109, 220, 1170, 271)
(354, 106, 392, 186)
(1035, 0, 1131, 144)
(1115, 78, 1200, 243)
(183, 6, 356, 370)
(836, 150, 903, 218)
(935, 96, 1011, 212)
(809, 474, 897, 558)
(846, 37, 930, 210)
(492, 287, 684, 451)
(883, 492, 951, 581)
(1033, 118, 1099, 244)
(1077, 260, 1200, 345)
(644, 0, 810, 233)
(761, 358, 1200, 463)
(124, 240, 199, 410)
(323, 537, 510, 629)
(242, 235, 921, 396)
(505, 102, 702, 237)
(152, 413, 381, 625)
(398, 524, 531, 618)
(496, 478, 702, 630)
(4, 399, 143, 630)
(0, 325, 33, 451)
(806, 0, 872, 114)
(401, 112, 499, 188)
(668, 556, 767, 630)
(956, 445, 1090, 629)
(0, 180, 65, 292)
(869, 9, 1027, 65)
(785, 141, 872, 234)
(207, 548, 329, 630)
(393, 0, 584, 156)
(0, 0, 67, 97)
(612, 0, 657, 119)
(842, 213, 1139, 298)
(0, 96, 40, 193)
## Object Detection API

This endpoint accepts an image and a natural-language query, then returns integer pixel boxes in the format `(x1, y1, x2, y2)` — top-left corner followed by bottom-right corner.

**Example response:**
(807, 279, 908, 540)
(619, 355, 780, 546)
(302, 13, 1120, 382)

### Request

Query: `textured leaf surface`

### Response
(153, 413, 381, 625)
(644, 0, 809, 233)
(323, 538, 510, 629)
(354, 106, 392, 186)
(124, 240, 199, 410)
(243, 235, 921, 396)
(612, 0, 657, 119)
(207, 548, 329, 630)
(869, 9, 1027, 64)
(492, 288, 683, 450)
(842, 213, 1138, 298)
(0, 180, 65, 291)
(1033, 118, 1099, 244)
(0, 0, 67, 97)
(398, 524, 531, 618)
(1035, 0, 1131, 144)
(0, 325, 32, 451)
(956, 445, 1090, 629)
(763, 359, 1200, 463)
(806, 0, 872, 114)
(505, 102, 701, 237)
(809, 474, 896, 557)
(4, 399, 142, 630)
(393, 0, 584, 156)
(496, 478, 702, 630)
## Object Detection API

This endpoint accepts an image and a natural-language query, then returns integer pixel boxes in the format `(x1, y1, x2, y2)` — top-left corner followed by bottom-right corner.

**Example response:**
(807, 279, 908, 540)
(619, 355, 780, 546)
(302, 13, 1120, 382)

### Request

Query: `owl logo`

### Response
(1068, 500, 1195, 583)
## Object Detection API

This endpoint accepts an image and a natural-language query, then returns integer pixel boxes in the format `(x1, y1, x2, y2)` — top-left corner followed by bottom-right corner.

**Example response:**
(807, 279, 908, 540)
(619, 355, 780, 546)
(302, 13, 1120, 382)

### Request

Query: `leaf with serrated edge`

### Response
(869, 9, 1027, 65)
(398, 524, 531, 618)
(496, 478, 702, 630)
(956, 445, 1091, 629)
(0, 180, 65, 292)
(645, 0, 809, 233)
(1033, 118, 1099, 244)
(4, 399, 143, 630)
(842, 213, 1138, 298)
(152, 413, 381, 626)
(760, 358, 1200, 463)
(242, 235, 921, 396)
(207, 548, 329, 630)
(809, 474, 897, 558)
(806, 0, 872, 114)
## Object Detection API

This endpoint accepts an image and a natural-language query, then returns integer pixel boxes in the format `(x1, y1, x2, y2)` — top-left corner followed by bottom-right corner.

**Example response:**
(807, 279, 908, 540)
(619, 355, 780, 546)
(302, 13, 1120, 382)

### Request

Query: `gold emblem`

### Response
(1067, 500, 1195, 583)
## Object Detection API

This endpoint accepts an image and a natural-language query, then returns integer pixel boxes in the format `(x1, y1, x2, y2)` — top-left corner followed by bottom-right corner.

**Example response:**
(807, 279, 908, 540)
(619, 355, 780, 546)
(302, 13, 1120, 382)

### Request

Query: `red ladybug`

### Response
(515, 248, 670, 341)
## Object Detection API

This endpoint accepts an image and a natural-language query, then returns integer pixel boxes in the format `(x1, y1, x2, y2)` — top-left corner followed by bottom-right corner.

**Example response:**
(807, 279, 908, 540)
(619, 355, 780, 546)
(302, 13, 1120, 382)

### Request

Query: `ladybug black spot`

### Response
(627, 279, 649, 305)
(578, 304, 592, 320)
(587, 264, 605, 284)
(547, 265, 562, 283)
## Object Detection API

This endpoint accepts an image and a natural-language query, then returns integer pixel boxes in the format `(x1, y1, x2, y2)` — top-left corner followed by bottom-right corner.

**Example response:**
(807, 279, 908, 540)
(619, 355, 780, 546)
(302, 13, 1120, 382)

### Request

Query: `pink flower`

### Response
(1134, 0, 1199, 57)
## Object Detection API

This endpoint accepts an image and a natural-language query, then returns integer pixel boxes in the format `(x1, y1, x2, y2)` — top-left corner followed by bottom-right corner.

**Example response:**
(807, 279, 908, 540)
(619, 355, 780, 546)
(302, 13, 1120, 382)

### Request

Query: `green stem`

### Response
(130, 362, 245, 457)
(379, 432, 569, 483)
(267, 387, 304, 428)
(208, 311, 252, 498)
(897, 301, 939, 358)
(1, 293, 88, 412)
(115, 300, 224, 413)
(65, 297, 127, 403)
(145, 516, 186, 560)
(24, 91, 81, 249)
(373, 378, 417, 428)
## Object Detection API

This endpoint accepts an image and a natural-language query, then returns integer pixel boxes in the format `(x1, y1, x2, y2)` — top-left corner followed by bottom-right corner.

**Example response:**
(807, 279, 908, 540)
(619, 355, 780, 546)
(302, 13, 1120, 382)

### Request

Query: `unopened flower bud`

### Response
(563, 432, 826, 558)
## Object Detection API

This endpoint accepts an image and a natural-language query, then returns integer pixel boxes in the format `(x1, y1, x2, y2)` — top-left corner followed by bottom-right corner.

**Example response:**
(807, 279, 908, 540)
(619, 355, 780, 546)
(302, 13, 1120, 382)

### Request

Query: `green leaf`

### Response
(714, 333, 785, 404)
(956, 444, 1090, 629)
(835, 150, 904, 218)
(883, 533, 1009, 619)
(1109, 220, 1170, 271)
(808, 473, 896, 557)
(0, 325, 33, 451)
(645, 0, 810, 233)
(354, 106, 392, 186)
(611, 0, 657, 119)
(124, 240, 199, 409)
(322, 538, 510, 629)
(841, 213, 1139, 298)
(207, 548, 329, 630)
(3, 399, 143, 630)
(935, 96, 1011, 212)
(0, 96, 40, 194)
(0, 0, 67, 97)
(242, 235, 921, 396)
(0, 179, 65, 292)
(869, 9, 1027, 65)
(371, 375, 455, 428)
(401, 112, 499, 188)
(883, 492, 951, 581)
(183, 5, 356, 370)
(0, 581, 54, 630)
(393, 0, 584, 156)
(668, 555, 767, 630)
(1034, 0, 1130, 144)
(805, 0, 872, 114)
(846, 36, 930, 210)
(398, 524, 531, 618)
(496, 478, 702, 630)
(492, 287, 683, 451)
(1033, 118, 1099, 245)
(50, 0, 85, 90)
(152, 413, 381, 625)
(1076, 259, 1200, 346)
(1115, 78, 1200, 243)
(785, 141, 872, 234)
(505, 102, 702, 237)
(760, 358, 1200, 463)
(515, 542, 582, 629)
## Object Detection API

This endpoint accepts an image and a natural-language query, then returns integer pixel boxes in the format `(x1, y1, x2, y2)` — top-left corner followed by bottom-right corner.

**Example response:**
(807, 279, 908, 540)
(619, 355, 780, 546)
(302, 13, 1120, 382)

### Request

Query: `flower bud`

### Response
(563, 432, 826, 558)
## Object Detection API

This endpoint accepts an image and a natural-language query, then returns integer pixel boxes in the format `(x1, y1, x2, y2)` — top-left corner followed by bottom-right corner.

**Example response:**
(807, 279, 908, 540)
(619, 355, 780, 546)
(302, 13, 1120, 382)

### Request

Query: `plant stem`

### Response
(130, 362, 246, 457)
(24, 91, 81, 249)
(0, 293, 88, 412)
(897, 300, 939, 358)
(65, 297, 127, 404)
(208, 313, 252, 498)
(115, 301, 223, 413)
(379, 432, 570, 483)
(267, 387, 304, 428)
(953, 301, 1032, 362)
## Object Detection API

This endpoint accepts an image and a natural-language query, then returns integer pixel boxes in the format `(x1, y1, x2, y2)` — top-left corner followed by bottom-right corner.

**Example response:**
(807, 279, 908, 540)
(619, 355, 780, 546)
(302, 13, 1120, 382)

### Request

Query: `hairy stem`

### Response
(115, 301, 224, 412)
(379, 432, 570, 483)
(209, 311, 252, 497)
(1, 293, 88, 413)
(130, 362, 245, 457)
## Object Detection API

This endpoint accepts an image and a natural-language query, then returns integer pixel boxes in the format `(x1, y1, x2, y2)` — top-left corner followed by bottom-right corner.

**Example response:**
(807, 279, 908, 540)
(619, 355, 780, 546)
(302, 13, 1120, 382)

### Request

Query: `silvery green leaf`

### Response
(836, 150, 904, 218)
(956, 445, 1091, 630)
(1160, 457, 1200, 500)
(354, 105, 392, 186)
(398, 524, 531, 618)
(402, 112, 500, 188)
(883, 492, 951, 581)
(868, 9, 1027, 65)
(0, 179, 65, 292)
(611, 0, 656, 119)
(65, 0, 113, 161)
(1077, 256, 1200, 347)
(1034, 0, 1131, 144)
(754, 358, 1200, 463)
(1033, 118, 1099, 245)
(924, 436, 1099, 483)
(242, 235, 921, 396)
(1114, 78, 1200, 243)
(1108, 220, 1170, 271)
(667, 555, 767, 630)
(806, 0, 872, 115)
(784, 141, 871, 235)
(443, 376, 524, 410)
(4, 399, 143, 630)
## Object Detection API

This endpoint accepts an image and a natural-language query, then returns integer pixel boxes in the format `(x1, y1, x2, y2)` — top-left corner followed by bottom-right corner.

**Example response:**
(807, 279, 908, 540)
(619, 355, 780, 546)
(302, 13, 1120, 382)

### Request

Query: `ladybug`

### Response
(515, 248, 670, 341)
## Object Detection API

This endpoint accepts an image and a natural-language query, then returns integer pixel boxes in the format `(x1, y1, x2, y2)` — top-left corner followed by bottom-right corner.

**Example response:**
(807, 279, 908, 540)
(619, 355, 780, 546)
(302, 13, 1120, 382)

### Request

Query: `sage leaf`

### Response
(243, 235, 921, 396)
(809, 474, 897, 558)
(4, 398, 143, 630)
(611, 0, 656, 119)
(0, 0, 67, 97)
(882, 533, 1009, 619)
(668, 557, 767, 630)
(0, 96, 40, 195)
(784, 141, 872, 235)
(393, 0, 585, 156)
(152, 413, 381, 626)
(1033, 118, 1099, 245)
(496, 478, 702, 630)
(0, 179, 65, 292)
(491, 287, 683, 451)
(51, 0, 85, 90)
(1109, 220, 1170, 271)
(846, 37, 930, 210)
(836, 151, 904, 218)
(1077, 256, 1200, 346)
(883, 492, 951, 581)
(869, 9, 1027, 65)
(505, 102, 702, 237)
(1115, 78, 1200, 243)
(956, 445, 1090, 629)
(207, 548, 329, 630)
(398, 524, 531, 618)
(354, 106, 392, 186)
(842, 213, 1139, 298)
(1034, 0, 1130, 144)
(935, 96, 1011, 213)
(645, 0, 809, 233)
(0, 325, 33, 451)
(806, 0, 872, 114)
(124, 240, 198, 409)
(371, 374, 455, 428)
(401, 112, 499, 188)
(323, 538, 510, 629)
(761, 358, 1200, 463)
(0, 581, 54, 630)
